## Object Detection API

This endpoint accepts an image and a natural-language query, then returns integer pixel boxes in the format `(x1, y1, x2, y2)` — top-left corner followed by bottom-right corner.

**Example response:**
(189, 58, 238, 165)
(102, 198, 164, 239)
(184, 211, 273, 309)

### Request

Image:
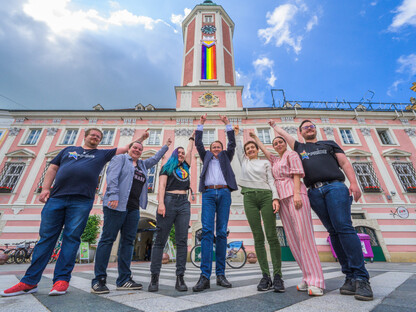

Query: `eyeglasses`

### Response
(301, 125, 316, 131)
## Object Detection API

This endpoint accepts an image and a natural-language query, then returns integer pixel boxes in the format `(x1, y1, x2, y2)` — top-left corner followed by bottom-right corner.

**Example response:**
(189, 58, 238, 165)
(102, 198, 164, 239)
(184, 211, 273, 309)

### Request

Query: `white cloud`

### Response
(370, 1, 377, 6)
(388, 54, 416, 96)
(253, 57, 276, 87)
(258, 1, 319, 55)
(389, 0, 416, 30)
(171, 8, 191, 27)
(22, 0, 171, 38)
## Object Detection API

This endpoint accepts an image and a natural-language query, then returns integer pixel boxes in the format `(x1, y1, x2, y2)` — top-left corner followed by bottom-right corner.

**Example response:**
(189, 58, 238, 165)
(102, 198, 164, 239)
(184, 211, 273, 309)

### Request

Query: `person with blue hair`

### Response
(148, 131, 195, 292)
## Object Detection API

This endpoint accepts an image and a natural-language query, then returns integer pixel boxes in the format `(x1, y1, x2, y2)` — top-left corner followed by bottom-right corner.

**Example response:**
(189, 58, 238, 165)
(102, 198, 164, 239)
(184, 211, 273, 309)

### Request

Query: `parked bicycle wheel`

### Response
(190, 245, 202, 268)
(5, 250, 16, 264)
(226, 241, 247, 269)
(14, 249, 27, 264)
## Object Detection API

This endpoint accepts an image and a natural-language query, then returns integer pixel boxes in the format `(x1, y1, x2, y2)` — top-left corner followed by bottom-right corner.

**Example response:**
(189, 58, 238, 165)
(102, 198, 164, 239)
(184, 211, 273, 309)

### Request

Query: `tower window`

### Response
(204, 15, 213, 23)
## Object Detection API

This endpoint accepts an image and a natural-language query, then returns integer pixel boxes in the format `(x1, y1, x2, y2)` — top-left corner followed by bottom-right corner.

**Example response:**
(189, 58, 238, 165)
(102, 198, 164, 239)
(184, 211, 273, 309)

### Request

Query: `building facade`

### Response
(0, 1, 415, 262)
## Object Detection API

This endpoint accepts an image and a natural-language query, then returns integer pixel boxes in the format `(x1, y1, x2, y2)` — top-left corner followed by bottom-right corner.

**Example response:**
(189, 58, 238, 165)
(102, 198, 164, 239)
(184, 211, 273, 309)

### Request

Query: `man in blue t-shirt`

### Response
(267, 119, 373, 302)
(1, 128, 149, 297)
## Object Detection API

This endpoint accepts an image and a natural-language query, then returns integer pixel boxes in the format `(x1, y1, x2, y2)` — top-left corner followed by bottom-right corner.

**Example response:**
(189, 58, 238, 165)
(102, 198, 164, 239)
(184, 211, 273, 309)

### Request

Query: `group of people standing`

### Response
(1, 115, 373, 302)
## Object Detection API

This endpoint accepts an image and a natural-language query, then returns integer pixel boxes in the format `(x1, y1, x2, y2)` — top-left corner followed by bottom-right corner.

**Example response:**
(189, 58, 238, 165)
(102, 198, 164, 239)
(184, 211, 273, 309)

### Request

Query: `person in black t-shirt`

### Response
(267, 119, 373, 301)
(148, 131, 195, 293)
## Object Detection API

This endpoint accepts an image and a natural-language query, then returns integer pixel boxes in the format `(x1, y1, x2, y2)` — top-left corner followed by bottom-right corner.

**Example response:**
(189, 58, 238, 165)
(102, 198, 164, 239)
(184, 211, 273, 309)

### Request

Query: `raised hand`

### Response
(249, 131, 258, 139)
(268, 119, 276, 128)
(199, 114, 207, 125)
(233, 125, 240, 135)
(166, 137, 172, 146)
(219, 114, 229, 125)
(138, 128, 150, 142)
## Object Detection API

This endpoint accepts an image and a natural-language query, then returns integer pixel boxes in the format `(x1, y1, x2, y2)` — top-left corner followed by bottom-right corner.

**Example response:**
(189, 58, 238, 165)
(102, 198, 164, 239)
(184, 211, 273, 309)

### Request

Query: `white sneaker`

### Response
(308, 285, 324, 296)
(296, 281, 307, 292)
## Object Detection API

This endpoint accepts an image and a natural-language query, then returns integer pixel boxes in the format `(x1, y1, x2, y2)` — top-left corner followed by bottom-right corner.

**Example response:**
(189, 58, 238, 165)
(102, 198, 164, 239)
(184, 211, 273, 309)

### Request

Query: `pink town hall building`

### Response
(0, 0, 416, 263)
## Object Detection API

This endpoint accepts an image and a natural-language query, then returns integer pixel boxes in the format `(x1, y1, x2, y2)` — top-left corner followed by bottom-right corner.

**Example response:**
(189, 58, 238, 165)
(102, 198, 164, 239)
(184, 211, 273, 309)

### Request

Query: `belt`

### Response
(310, 180, 341, 189)
(205, 185, 228, 190)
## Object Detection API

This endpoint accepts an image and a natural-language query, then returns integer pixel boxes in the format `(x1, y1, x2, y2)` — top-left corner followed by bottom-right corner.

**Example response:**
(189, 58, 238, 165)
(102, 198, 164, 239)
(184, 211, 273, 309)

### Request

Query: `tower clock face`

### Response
(201, 25, 216, 34)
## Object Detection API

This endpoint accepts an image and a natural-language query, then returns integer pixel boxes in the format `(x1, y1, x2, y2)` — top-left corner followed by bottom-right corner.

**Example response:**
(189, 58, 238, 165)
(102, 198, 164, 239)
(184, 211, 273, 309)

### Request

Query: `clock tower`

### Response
(175, 0, 244, 111)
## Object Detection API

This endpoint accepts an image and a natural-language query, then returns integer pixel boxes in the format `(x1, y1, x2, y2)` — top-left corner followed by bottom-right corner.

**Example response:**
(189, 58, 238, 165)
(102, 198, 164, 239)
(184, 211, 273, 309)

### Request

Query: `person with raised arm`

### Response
(267, 119, 373, 301)
(148, 131, 195, 292)
(249, 130, 325, 296)
(192, 114, 237, 292)
(234, 126, 285, 293)
(91, 135, 172, 294)
(1, 128, 149, 297)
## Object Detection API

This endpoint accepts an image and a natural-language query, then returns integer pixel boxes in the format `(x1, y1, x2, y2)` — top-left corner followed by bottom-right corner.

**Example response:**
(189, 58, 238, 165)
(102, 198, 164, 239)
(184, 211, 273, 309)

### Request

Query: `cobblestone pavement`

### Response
(1, 261, 415, 312)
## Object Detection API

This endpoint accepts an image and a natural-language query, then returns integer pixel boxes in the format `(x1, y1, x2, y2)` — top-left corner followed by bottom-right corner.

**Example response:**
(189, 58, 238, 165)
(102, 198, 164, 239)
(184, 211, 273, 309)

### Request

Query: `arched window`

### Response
(355, 226, 379, 246)
(276, 226, 289, 247)
(195, 228, 203, 245)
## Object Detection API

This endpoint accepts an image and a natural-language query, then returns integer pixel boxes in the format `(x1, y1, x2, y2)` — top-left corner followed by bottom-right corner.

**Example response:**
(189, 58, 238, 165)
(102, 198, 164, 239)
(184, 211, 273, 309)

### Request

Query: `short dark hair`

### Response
(272, 136, 286, 145)
(243, 141, 259, 154)
(210, 140, 223, 150)
(299, 120, 314, 132)
(129, 141, 143, 149)
(85, 128, 103, 139)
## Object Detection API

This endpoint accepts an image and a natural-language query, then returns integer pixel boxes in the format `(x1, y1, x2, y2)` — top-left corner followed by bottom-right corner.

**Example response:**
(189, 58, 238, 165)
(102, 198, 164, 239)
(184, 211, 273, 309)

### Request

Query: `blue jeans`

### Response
(308, 182, 369, 281)
(21, 196, 94, 285)
(93, 207, 140, 287)
(200, 188, 232, 278)
(150, 193, 191, 276)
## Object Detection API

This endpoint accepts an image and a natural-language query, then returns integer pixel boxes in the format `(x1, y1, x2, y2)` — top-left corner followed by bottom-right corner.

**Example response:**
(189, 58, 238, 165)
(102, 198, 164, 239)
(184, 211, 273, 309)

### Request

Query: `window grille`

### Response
(352, 162, 381, 192)
(355, 226, 379, 246)
(62, 129, 78, 145)
(96, 164, 108, 193)
(202, 129, 215, 145)
(148, 130, 161, 145)
(276, 227, 289, 247)
(0, 162, 25, 193)
(340, 129, 356, 144)
(377, 130, 393, 145)
(392, 162, 416, 193)
(257, 128, 271, 144)
(147, 165, 158, 193)
(100, 130, 115, 145)
(24, 129, 41, 145)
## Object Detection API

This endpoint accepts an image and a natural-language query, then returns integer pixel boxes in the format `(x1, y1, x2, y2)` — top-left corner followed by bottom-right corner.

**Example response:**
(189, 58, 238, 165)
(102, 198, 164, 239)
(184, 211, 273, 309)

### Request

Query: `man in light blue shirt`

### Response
(193, 114, 237, 292)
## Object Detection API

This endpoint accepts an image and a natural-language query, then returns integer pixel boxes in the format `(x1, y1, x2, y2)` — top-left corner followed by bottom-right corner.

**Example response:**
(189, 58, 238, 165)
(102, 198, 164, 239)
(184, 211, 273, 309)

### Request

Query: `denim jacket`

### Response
(103, 145, 169, 211)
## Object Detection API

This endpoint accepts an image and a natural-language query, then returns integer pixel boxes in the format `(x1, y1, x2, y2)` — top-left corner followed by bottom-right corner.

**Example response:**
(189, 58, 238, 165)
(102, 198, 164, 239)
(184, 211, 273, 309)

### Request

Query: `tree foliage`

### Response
(81, 214, 101, 245)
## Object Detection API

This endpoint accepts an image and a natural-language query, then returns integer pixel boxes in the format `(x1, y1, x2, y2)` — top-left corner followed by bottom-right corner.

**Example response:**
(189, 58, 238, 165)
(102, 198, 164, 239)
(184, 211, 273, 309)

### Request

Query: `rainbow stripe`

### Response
(201, 41, 217, 80)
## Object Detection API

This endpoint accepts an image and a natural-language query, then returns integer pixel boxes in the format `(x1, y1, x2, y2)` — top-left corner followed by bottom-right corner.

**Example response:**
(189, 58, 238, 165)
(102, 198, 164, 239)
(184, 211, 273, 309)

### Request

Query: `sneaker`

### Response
(354, 280, 373, 301)
(273, 274, 285, 293)
(117, 279, 143, 291)
(49, 280, 69, 296)
(91, 278, 110, 295)
(308, 285, 324, 296)
(0, 282, 38, 297)
(257, 274, 272, 291)
(340, 278, 355, 295)
(296, 281, 308, 292)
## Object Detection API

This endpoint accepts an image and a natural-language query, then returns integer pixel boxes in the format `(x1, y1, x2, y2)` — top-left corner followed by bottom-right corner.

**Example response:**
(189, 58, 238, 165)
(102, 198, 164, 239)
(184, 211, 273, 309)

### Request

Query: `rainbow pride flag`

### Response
(201, 41, 217, 80)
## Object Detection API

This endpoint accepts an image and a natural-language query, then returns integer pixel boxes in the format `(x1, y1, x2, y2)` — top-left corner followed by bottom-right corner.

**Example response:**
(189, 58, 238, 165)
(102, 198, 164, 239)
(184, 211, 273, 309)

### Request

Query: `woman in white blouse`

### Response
(234, 126, 285, 293)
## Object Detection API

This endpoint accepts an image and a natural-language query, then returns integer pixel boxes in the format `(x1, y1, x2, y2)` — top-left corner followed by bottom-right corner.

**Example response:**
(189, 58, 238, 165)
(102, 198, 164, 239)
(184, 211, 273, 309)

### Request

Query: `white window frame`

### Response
(339, 128, 357, 145)
(61, 129, 79, 145)
(147, 129, 162, 146)
(202, 129, 216, 146)
(376, 129, 396, 145)
(22, 129, 42, 145)
(0, 162, 26, 193)
(257, 128, 272, 144)
(391, 162, 416, 193)
(352, 162, 381, 192)
(204, 15, 213, 23)
(147, 165, 158, 193)
(100, 129, 115, 146)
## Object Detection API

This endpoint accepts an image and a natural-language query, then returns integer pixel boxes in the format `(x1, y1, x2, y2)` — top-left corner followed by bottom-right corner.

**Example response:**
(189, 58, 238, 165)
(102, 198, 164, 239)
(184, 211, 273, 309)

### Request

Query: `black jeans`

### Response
(150, 193, 191, 276)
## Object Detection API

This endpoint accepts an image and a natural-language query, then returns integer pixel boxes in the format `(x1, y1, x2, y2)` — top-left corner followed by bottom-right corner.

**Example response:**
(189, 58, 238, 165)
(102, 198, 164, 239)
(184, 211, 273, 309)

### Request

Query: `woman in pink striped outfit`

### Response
(250, 132, 325, 296)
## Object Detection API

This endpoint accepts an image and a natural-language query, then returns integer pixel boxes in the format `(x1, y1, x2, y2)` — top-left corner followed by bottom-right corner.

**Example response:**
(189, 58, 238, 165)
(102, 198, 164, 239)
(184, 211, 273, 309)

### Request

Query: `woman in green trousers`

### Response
(234, 126, 284, 292)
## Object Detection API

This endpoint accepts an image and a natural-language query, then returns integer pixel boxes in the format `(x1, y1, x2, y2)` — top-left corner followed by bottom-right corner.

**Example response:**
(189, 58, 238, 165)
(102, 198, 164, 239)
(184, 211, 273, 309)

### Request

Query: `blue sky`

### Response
(0, 0, 415, 110)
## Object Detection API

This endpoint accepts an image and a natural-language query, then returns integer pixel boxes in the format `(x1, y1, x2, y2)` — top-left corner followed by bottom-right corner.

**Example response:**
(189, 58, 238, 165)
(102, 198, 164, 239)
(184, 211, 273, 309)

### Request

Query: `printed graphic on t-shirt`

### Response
(67, 151, 96, 160)
(300, 149, 329, 160)
(173, 166, 189, 181)
(134, 168, 146, 183)
(300, 150, 309, 160)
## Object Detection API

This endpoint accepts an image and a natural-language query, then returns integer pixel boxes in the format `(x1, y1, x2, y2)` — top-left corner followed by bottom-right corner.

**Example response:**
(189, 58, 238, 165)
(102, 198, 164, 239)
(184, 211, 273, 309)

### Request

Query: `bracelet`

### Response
(189, 137, 195, 141)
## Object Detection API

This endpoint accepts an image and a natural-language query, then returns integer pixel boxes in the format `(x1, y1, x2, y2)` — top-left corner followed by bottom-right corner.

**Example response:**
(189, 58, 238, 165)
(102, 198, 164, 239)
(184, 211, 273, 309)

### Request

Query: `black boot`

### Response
(216, 275, 232, 288)
(148, 274, 159, 292)
(192, 275, 210, 292)
(175, 275, 188, 292)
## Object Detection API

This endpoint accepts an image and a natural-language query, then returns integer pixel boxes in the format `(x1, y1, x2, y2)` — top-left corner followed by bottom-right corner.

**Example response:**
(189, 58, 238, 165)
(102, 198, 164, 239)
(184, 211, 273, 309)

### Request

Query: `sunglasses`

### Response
(301, 125, 316, 130)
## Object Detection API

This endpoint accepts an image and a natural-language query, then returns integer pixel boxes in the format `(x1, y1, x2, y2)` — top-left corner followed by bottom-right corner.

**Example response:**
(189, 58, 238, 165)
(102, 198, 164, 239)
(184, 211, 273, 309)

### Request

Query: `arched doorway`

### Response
(133, 217, 156, 261)
(276, 226, 295, 261)
(355, 226, 386, 262)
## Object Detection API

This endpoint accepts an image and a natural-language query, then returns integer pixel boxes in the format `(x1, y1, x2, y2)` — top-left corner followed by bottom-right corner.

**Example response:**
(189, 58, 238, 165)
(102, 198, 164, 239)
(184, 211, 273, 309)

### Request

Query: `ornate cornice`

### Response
(360, 128, 371, 136)
(9, 127, 21, 136)
(120, 128, 135, 136)
(46, 127, 59, 136)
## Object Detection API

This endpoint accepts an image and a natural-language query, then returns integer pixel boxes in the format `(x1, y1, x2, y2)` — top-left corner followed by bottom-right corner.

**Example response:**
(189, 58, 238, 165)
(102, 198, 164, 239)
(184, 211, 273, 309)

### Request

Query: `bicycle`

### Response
(49, 230, 64, 263)
(1, 242, 23, 264)
(13, 241, 37, 264)
(190, 231, 247, 269)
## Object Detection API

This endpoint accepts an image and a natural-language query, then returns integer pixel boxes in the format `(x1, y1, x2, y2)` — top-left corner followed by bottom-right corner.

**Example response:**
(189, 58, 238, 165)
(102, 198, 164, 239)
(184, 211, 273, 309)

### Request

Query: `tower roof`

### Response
(201, 0, 216, 5)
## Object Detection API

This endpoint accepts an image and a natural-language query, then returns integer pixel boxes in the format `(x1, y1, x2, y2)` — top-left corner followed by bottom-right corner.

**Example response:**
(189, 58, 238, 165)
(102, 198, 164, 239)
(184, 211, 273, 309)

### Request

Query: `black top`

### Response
(294, 140, 345, 188)
(160, 162, 190, 191)
(126, 165, 146, 211)
(50, 146, 116, 199)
